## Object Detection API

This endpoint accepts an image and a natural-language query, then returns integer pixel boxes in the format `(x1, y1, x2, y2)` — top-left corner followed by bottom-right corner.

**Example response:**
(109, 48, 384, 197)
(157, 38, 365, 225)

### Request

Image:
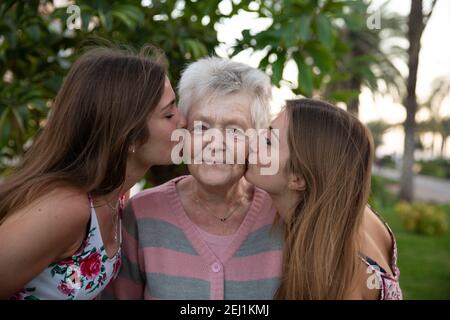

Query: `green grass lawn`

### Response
(370, 177, 450, 299)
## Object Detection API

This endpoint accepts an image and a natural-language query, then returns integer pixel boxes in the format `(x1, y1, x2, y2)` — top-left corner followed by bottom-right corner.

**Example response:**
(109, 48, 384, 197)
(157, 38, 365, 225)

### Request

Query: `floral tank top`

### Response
(10, 195, 123, 300)
(360, 206, 402, 300)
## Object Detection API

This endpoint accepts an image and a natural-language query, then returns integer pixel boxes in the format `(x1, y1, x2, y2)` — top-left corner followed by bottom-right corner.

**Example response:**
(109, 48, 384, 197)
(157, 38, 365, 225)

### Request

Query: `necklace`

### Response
(193, 193, 244, 222)
(100, 198, 120, 243)
(91, 196, 121, 244)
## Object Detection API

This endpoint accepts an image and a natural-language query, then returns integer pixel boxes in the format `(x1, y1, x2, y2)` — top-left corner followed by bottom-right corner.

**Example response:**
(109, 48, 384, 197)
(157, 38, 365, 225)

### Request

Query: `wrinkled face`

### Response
(135, 78, 186, 167)
(245, 109, 290, 195)
(185, 93, 252, 187)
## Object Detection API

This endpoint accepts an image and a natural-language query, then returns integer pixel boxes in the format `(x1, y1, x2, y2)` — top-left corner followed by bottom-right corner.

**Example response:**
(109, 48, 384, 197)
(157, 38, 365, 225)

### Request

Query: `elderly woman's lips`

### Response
(210, 160, 227, 165)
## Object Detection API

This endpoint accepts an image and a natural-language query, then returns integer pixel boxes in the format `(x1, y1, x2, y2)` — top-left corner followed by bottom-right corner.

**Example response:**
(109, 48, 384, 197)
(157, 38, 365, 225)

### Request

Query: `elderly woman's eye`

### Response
(165, 114, 174, 119)
(193, 125, 208, 131)
(228, 128, 244, 136)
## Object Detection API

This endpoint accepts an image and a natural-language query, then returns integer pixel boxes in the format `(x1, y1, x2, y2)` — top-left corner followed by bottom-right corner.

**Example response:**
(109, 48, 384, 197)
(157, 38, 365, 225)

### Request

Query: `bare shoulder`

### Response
(361, 206, 393, 263)
(0, 187, 91, 297)
(1, 186, 91, 259)
(42, 186, 90, 215)
(6, 186, 90, 225)
(345, 206, 395, 300)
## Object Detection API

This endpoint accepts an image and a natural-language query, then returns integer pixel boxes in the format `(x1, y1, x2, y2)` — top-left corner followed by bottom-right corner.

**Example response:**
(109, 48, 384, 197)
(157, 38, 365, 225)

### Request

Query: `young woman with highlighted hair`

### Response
(0, 45, 186, 299)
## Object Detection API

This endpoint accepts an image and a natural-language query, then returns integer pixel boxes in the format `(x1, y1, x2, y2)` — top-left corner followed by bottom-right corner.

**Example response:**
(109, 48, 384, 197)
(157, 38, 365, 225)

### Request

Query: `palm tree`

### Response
(400, 0, 438, 201)
(420, 76, 450, 157)
(417, 118, 439, 157)
(366, 120, 392, 156)
(441, 118, 450, 156)
(323, 1, 407, 117)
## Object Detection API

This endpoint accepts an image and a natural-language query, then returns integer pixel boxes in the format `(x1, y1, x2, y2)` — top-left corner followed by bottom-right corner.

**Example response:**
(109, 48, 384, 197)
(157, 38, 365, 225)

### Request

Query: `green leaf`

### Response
(80, 12, 91, 32)
(342, 13, 365, 31)
(112, 11, 135, 29)
(99, 10, 113, 32)
(184, 39, 208, 59)
(112, 4, 144, 30)
(316, 15, 333, 49)
(0, 108, 11, 146)
(272, 55, 285, 86)
(11, 107, 25, 134)
(25, 24, 40, 42)
(298, 15, 311, 42)
(285, 21, 296, 47)
(294, 53, 313, 97)
(30, 99, 47, 113)
(329, 89, 360, 103)
(118, 4, 145, 22)
(307, 44, 333, 73)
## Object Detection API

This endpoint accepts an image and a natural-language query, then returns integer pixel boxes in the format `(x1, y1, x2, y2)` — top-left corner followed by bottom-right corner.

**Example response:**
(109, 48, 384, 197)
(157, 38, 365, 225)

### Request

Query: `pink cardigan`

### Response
(105, 176, 283, 300)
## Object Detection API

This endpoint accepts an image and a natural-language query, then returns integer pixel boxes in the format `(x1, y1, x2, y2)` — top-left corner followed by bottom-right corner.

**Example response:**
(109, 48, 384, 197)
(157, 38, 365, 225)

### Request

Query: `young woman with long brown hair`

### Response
(245, 98, 402, 300)
(0, 46, 186, 299)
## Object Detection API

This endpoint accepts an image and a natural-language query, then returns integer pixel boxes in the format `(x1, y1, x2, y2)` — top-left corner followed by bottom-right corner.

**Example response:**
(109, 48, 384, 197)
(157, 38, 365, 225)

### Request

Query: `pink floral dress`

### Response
(10, 195, 123, 300)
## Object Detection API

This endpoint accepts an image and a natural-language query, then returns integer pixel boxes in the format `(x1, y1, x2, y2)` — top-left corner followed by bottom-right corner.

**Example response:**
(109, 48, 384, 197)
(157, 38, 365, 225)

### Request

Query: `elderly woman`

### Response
(106, 57, 283, 299)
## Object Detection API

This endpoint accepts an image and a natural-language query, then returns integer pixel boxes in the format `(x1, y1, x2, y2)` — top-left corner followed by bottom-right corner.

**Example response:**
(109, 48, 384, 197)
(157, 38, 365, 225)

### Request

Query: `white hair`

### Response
(177, 57, 272, 129)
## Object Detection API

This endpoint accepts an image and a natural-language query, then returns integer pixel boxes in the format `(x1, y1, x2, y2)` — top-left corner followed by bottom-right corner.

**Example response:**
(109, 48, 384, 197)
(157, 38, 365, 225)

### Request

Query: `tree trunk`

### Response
(347, 77, 361, 117)
(441, 134, 448, 157)
(347, 31, 362, 117)
(400, 0, 424, 201)
(431, 132, 435, 157)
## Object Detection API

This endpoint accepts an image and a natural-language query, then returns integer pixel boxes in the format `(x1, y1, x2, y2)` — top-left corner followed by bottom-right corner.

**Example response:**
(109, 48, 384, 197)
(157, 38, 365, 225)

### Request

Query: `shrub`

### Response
(369, 175, 395, 209)
(417, 158, 450, 179)
(395, 202, 448, 236)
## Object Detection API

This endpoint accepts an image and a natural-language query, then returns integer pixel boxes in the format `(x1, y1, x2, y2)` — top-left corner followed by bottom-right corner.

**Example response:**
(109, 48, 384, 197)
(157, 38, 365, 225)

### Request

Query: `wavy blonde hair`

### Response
(276, 98, 374, 299)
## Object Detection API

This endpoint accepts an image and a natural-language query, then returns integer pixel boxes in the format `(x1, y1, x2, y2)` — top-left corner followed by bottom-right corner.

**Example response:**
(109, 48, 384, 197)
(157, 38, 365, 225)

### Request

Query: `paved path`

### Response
(373, 166, 450, 204)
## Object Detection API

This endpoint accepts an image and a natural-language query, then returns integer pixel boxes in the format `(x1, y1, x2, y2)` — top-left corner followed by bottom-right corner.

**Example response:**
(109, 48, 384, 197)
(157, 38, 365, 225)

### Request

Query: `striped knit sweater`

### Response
(105, 175, 283, 300)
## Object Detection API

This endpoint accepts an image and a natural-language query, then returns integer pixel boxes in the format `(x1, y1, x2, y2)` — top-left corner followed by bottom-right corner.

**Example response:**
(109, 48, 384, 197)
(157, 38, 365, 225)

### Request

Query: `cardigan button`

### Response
(211, 262, 221, 273)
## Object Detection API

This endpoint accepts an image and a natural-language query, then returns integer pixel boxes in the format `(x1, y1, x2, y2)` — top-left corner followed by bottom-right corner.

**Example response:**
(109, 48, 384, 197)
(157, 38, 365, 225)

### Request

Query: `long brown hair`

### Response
(275, 98, 374, 299)
(0, 45, 167, 223)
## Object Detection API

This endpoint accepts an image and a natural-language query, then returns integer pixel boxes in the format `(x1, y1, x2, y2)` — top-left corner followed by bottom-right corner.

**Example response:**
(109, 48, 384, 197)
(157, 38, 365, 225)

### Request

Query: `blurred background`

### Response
(0, 0, 449, 299)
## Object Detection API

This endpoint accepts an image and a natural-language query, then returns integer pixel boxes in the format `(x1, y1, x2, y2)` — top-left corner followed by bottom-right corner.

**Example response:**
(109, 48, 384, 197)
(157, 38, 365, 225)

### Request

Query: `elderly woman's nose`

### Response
(246, 132, 258, 153)
(209, 136, 226, 151)
(176, 108, 187, 129)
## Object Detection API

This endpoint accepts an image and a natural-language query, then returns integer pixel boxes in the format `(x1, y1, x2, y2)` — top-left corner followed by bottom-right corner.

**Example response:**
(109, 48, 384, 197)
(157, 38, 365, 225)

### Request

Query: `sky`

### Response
(215, 0, 450, 159)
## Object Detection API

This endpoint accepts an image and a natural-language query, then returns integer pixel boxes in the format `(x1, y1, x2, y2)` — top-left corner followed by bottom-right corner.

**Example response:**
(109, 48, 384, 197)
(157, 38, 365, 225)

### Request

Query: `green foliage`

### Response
(232, 0, 349, 96)
(417, 158, 450, 179)
(232, 0, 405, 109)
(369, 175, 395, 209)
(395, 202, 448, 236)
(370, 176, 450, 298)
(380, 201, 450, 299)
(375, 154, 397, 169)
(0, 0, 225, 174)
